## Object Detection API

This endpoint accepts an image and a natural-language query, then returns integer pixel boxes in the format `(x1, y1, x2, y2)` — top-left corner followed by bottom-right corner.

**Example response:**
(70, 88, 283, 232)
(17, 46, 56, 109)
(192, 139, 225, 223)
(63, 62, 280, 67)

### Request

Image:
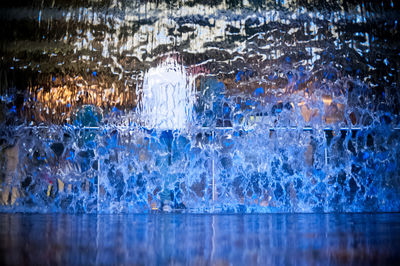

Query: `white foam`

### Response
(140, 59, 195, 130)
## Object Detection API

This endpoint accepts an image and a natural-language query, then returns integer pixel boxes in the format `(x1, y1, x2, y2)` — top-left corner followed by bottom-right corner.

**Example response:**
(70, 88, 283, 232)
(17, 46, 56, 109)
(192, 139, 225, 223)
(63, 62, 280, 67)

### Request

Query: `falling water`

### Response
(0, 0, 399, 213)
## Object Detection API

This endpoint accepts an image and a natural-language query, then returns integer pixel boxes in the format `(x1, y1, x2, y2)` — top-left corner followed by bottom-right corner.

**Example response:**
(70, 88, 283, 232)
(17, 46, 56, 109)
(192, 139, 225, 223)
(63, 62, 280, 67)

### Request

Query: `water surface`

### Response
(1, 213, 400, 265)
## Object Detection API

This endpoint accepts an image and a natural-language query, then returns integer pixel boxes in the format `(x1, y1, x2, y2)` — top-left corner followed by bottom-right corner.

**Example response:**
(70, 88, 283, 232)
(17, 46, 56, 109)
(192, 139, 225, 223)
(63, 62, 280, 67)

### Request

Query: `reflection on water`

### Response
(1, 213, 400, 265)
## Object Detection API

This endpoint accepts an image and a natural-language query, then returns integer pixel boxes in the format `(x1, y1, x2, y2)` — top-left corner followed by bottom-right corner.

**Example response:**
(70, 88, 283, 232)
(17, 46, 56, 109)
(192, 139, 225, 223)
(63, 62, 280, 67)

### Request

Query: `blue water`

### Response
(1, 124, 400, 213)
(0, 1, 399, 213)
(1, 213, 400, 265)
(1, 1, 400, 265)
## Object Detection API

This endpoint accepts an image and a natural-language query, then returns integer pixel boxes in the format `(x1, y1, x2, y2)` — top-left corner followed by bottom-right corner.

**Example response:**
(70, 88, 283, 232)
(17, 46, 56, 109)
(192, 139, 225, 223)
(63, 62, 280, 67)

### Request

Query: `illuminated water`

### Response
(1, 213, 400, 265)
(0, 1, 399, 213)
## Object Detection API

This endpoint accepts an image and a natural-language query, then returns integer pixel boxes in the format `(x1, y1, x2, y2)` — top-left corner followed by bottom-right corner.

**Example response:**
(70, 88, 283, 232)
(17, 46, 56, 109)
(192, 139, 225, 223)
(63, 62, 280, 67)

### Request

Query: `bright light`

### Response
(140, 58, 195, 130)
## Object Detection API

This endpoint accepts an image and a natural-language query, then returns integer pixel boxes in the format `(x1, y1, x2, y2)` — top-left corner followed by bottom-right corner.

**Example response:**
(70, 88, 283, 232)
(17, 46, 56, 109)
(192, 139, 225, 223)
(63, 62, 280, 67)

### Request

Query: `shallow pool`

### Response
(1, 213, 400, 265)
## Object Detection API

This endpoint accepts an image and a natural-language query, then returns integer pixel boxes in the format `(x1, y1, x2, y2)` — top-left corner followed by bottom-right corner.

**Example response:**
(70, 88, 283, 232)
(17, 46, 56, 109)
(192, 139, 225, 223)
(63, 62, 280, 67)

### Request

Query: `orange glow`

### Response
(26, 75, 139, 123)
(322, 95, 332, 105)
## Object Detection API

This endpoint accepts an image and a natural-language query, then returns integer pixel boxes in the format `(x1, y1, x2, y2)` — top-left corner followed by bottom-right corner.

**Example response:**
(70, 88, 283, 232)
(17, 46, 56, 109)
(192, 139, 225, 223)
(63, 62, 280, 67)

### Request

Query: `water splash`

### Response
(0, 0, 399, 213)
(1, 74, 399, 213)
